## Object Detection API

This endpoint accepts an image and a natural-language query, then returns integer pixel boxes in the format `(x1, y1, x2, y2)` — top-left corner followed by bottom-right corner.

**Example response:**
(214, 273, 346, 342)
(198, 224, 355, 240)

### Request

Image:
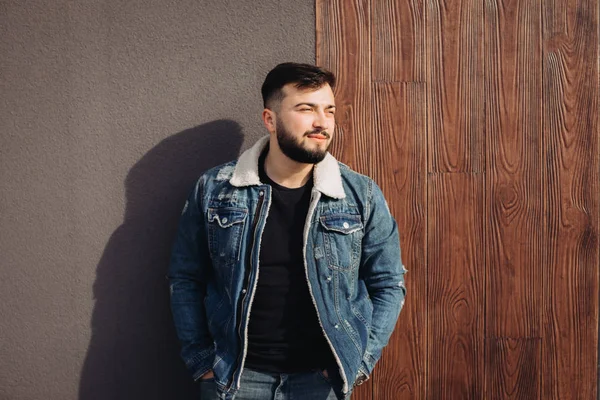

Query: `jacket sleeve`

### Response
(167, 176, 215, 381)
(358, 179, 407, 381)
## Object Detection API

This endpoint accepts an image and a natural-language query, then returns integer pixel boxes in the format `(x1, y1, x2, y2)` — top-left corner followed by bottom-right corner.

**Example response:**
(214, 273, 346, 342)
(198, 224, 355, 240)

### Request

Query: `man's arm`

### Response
(358, 180, 407, 381)
(167, 176, 215, 381)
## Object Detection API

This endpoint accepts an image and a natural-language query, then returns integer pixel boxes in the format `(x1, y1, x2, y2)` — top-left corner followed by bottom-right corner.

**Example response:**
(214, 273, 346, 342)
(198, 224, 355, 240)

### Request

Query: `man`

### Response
(168, 63, 406, 400)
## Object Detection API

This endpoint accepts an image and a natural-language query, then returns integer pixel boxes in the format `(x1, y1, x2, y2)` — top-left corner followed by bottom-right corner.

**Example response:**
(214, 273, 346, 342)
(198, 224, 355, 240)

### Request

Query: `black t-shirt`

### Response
(245, 149, 335, 373)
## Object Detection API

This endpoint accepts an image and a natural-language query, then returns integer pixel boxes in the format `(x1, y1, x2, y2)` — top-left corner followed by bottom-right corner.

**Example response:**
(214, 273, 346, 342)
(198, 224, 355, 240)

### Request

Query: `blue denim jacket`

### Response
(168, 136, 406, 399)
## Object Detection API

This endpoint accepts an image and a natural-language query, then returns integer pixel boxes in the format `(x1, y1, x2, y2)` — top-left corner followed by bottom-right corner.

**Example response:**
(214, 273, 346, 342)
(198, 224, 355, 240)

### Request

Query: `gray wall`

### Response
(0, 1, 314, 399)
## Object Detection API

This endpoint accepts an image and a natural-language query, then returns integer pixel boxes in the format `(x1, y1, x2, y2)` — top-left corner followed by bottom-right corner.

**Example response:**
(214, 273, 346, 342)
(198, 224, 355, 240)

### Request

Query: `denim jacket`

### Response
(168, 135, 407, 399)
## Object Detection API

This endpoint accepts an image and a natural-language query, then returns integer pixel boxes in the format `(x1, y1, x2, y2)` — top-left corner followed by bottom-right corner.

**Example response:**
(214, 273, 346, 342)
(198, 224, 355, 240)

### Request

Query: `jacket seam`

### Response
(333, 272, 362, 356)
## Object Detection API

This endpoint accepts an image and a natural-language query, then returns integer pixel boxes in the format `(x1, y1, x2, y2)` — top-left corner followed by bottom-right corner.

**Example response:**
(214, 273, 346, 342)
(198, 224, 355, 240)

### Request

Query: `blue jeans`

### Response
(197, 368, 342, 399)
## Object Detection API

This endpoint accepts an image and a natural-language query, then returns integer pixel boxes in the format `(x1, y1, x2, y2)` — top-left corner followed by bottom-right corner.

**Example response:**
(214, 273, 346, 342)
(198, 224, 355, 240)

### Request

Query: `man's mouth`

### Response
(307, 133, 328, 140)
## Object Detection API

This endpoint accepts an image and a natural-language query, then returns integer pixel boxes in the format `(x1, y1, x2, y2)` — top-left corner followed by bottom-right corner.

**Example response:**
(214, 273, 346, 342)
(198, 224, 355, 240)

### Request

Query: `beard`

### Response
(276, 121, 330, 164)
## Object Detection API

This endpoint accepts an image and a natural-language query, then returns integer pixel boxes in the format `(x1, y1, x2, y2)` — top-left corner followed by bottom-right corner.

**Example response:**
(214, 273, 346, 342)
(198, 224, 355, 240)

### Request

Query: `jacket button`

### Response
(241, 288, 247, 294)
(222, 217, 228, 224)
(356, 374, 367, 385)
(343, 222, 350, 229)
(334, 324, 339, 329)
(259, 191, 264, 196)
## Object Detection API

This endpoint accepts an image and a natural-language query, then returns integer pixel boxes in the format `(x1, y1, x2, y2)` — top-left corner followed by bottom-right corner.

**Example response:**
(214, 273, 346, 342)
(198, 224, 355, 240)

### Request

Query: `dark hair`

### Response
(261, 62, 336, 109)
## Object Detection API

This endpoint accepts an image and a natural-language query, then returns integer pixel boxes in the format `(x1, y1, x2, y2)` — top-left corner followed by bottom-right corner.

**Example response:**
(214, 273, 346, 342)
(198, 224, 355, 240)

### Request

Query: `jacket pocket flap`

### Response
(208, 207, 248, 228)
(319, 213, 363, 234)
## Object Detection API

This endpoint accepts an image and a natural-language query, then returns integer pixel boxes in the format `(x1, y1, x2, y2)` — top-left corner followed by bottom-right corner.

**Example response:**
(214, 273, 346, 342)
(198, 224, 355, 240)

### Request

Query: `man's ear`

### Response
(262, 108, 276, 134)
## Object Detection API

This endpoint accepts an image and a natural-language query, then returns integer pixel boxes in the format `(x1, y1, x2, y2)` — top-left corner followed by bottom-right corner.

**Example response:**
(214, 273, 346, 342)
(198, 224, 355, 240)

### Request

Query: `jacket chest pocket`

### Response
(319, 213, 364, 271)
(207, 207, 248, 269)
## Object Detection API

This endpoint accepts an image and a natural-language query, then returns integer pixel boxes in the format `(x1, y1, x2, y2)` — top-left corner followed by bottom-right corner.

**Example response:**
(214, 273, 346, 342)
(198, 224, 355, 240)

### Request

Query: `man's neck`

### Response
(264, 141, 314, 189)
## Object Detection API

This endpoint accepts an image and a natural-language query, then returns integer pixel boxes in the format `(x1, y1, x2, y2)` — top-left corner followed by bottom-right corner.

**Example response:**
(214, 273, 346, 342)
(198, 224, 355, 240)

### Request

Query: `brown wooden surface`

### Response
(316, 0, 372, 176)
(372, 0, 424, 82)
(484, 0, 545, 397)
(484, 0, 544, 340)
(426, 0, 484, 173)
(371, 82, 426, 399)
(316, 1, 373, 397)
(427, 174, 485, 399)
(485, 338, 541, 399)
(316, 0, 599, 398)
(542, 0, 599, 397)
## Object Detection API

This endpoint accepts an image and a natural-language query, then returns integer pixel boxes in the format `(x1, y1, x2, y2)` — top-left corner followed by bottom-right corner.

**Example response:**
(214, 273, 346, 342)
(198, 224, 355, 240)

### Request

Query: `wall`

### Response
(316, 0, 599, 399)
(0, 1, 314, 399)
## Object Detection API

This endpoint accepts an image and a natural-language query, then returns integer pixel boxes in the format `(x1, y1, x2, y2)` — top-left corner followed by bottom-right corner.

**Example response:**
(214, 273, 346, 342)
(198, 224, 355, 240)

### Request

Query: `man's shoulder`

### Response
(201, 160, 238, 181)
(337, 160, 377, 189)
(336, 161, 392, 210)
(192, 159, 239, 194)
(337, 160, 393, 219)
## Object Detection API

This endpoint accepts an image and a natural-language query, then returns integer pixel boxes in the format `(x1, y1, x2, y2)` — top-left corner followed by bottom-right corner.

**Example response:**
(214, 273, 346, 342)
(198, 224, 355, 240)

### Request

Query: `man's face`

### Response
(272, 83, 336, 164)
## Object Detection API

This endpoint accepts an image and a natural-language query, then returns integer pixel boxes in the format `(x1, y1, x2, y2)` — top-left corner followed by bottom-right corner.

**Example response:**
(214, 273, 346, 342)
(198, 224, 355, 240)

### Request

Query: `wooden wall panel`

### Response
(484, 0, 543, 339)
(427, 174, 484, 398)
(485, 338, 541, 399)
(372, 0, 425, 82)
(426, 0, 484, 173)
(371, 82, 426, 400)
(317, 0, 598, 398)
(542, 0, 599, 397)
(317, 1, 374, 398)
(483, 0, 544, 397)
(316, 0, 371, 176)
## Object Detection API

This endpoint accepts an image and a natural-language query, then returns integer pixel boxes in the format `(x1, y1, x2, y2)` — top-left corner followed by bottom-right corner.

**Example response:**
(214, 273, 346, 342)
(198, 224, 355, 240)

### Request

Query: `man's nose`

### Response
(313, 111, 327, 129)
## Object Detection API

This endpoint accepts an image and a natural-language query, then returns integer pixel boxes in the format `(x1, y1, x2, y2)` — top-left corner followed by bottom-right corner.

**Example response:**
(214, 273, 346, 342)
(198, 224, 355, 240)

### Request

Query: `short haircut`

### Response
(261, 62, 336, 109)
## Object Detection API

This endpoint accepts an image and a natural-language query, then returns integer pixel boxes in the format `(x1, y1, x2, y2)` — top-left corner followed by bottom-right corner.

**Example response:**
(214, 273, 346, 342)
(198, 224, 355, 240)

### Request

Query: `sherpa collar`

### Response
(229, 135, 346, 199)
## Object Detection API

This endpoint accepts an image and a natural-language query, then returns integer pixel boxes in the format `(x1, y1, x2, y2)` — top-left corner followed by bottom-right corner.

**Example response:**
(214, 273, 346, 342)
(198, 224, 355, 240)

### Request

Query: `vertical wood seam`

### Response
(424, 1, 430, 397)
(539, 0, 545, 398)
(597, 0, 600, 396)
(482, 0, 488, 398)
(425, 0, 430, 392)
(541, 0, 546, 396)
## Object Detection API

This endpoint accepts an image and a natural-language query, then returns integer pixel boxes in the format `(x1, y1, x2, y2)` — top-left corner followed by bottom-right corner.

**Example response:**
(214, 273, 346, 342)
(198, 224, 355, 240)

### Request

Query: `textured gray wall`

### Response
(0, 1, 314, 399)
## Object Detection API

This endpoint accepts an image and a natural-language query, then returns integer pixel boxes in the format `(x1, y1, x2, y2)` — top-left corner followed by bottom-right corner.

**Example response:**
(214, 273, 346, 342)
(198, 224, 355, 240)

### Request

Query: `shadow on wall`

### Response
(79, 120, 244, 400)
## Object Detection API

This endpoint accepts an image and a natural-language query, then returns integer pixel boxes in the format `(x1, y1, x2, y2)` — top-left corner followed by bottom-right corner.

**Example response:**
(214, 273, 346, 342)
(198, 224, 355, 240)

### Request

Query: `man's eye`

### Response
(300, 108, 311, 112)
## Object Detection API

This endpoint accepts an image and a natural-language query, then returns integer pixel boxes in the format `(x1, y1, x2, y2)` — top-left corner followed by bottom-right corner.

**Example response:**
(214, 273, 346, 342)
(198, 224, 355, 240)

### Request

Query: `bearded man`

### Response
(168, 62, 407, 400)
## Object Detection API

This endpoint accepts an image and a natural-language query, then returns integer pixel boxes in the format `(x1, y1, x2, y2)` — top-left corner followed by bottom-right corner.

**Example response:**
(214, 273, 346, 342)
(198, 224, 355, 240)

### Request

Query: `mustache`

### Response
(305, 130, 330, 138)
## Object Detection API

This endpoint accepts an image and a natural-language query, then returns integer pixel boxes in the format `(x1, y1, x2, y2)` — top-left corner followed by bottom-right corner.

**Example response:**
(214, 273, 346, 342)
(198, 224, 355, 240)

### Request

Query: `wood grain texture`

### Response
(542, 0, 599, 397)
(317, 1, 373, 398)
(485, 338, 541, 399)
(372, 0, 425, 82)
(371, 82, 426, 400)
(317, 0, 599, 398)
(426, 0, 484, 173)
(316, 0, 371, 176)
(427, 174, 484, 399)
(484, 0, 544, 340)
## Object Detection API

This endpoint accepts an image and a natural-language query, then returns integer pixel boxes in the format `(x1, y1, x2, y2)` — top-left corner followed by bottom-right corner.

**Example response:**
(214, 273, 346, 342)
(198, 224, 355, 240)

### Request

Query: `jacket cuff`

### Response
(355, 366, 370, 386)
(355, 353, 375, 386)
(186, 346, 216, 381)
(364, 351, 378, 373)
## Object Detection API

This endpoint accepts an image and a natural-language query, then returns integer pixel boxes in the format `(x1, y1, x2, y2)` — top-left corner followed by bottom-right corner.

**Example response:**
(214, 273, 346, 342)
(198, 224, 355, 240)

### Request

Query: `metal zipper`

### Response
(228, 187, 270, 392)
(302, 189, 349, 394)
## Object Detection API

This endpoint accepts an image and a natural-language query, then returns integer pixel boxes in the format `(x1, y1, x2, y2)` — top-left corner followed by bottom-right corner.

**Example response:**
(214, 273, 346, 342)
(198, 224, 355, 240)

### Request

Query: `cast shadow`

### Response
(79, 120, 244, 400)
